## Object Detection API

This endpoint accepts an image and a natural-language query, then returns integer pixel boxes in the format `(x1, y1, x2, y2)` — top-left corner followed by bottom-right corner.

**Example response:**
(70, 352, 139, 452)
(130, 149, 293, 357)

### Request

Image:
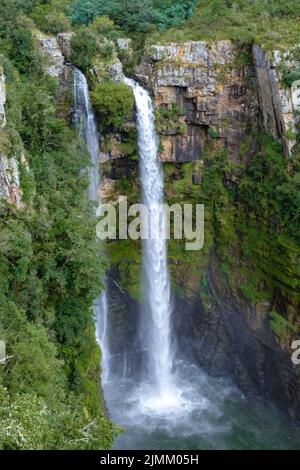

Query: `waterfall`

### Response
(124, 78, 179, 409)
(73, 67, 99, 202)
(73, 67, 110, 382)
(95, 290, 109, 384)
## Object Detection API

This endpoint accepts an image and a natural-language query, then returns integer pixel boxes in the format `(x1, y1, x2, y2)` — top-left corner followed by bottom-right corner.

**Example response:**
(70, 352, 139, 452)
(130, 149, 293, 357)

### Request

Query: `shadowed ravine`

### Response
(74, 69, 300, 450)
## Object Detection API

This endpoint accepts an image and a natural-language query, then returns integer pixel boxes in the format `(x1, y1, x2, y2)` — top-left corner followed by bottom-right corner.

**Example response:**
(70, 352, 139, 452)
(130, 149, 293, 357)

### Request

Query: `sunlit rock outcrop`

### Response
(137, 41, 259, 162)
(34, 32, 65, 78)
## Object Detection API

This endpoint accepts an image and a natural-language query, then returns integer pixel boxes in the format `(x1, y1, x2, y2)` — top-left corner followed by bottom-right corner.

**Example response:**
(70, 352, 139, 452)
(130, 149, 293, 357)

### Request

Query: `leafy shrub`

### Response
(269, 311, 297, 341)
(91, 15, 119, 39)
(208, 127, 219, 139)
(0, 385, 118, 450)
(70, 27, 100, 72)
(91, 81, 134, 130)
(155, 103, 186, 134)
(282, 67, 300, 88)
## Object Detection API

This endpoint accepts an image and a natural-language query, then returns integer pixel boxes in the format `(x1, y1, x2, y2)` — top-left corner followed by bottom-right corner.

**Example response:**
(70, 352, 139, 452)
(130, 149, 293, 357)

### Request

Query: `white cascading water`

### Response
(95, 290, 109, 384)
(73, 67, 110, 382)
(124, 78, 181, 411)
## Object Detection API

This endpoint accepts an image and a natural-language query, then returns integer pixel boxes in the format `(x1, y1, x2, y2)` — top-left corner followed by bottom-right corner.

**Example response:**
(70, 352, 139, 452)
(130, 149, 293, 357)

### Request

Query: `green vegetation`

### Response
(0, 0, 117, 450)
(69, 0, 196, 34)
(236, 136, 300, 310)
(269, 311, 297, 343)
(155, 104, 187, 135)
(91, 81, 135, 130)
(70, 27, 115, 73)
(207, 127, 219, 139)
(147, 0, 300, 50)
(164, 133, 300, 337)
(1, 0, 300, 448)
(91, 15, 120, 39)
(31, 0, 72, 34)
(0, 384, 116, 450)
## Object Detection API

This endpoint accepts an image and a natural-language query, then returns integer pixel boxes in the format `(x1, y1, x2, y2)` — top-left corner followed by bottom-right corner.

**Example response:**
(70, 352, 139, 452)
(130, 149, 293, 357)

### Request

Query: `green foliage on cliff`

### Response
(269, 311, 297, 342)
(31, 0, 72, 34)
(282, 67, 300, 88)
(70, 21, 119, 76)
(0, 5, 117, 450)
(236, 137, 300, 311)
(204, 135, 300, 311)
(163, 132, 300, 329)
(155, 104, 187, 135)
(148, 0, 300, 50)
(91, 81, 135, 130)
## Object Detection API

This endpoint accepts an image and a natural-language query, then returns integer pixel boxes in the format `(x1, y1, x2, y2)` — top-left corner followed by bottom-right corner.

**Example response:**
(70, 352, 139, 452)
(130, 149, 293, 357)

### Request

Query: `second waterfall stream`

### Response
(73, 67, 110, 384)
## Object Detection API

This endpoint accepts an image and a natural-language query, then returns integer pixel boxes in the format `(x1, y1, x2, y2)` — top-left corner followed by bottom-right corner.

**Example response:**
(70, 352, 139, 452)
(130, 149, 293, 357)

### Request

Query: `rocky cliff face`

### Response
(34, 32, 65, 78)
(0, 67, 23, 208)
(173, 252, 300, 420)
(253, 44, 300, 155)
(136, 41, 300, 161)
(137, 41, 259, 162)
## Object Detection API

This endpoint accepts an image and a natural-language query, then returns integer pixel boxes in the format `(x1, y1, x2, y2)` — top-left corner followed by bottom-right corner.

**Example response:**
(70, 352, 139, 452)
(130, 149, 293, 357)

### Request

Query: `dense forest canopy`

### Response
(147, 0, 300, 48)
(68, 0, 196, 32)
(0, 0, 117, 450)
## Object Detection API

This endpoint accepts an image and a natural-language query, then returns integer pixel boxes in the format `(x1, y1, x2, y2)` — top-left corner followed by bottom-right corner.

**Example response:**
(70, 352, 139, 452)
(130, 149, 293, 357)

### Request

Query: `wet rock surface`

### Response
(105, 269, 142, 380)
(172, 252, 300, 420)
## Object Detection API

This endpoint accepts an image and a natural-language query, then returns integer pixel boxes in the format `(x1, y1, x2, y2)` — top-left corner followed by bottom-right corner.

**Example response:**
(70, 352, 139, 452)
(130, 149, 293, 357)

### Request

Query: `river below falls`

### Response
(103, 361, 300, 450)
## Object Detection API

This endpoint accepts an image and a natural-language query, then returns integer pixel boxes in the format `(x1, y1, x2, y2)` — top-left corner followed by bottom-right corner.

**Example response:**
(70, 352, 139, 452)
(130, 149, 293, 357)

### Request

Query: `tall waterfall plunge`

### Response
(73, 67, 110, 383)
(124, 78, 181, 411)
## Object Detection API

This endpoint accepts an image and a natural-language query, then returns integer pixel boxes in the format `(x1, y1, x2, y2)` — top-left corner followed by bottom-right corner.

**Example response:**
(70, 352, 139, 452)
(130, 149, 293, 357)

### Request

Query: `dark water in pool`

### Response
(103, 362, 300, 450)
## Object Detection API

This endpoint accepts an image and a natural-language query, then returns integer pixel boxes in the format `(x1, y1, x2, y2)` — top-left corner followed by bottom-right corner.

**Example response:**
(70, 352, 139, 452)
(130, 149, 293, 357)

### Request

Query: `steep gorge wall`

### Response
(137, 41, 300, 162)
(137, 41, 259, 163)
